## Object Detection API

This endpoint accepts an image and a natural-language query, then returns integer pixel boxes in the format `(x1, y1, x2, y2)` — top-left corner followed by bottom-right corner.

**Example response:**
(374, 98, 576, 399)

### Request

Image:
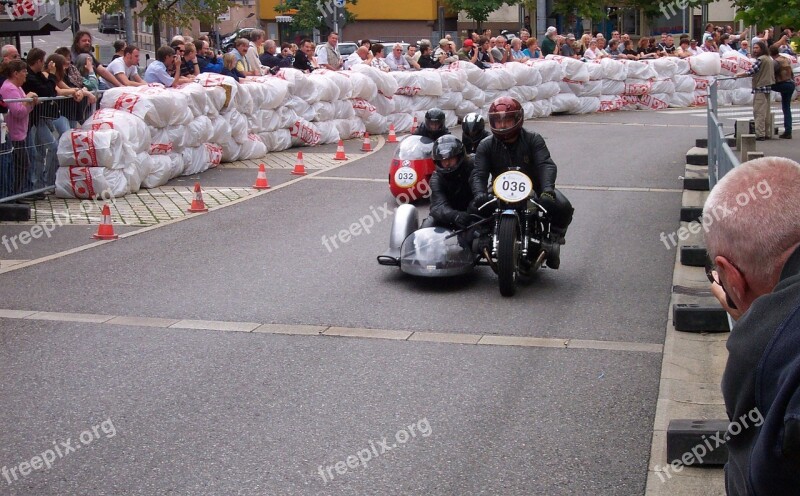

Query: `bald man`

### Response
(344, 45, 371, 70)
(704, 157, 800, 495)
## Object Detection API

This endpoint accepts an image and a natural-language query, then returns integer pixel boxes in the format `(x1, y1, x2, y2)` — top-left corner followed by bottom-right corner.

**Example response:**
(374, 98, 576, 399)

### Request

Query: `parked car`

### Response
(98, 13, 124, 34)
(313, 42, 358, 64)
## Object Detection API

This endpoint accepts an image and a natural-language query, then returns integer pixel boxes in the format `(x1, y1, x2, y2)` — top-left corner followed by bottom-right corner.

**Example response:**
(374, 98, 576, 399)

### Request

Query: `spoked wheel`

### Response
(497, 216, 520, 297)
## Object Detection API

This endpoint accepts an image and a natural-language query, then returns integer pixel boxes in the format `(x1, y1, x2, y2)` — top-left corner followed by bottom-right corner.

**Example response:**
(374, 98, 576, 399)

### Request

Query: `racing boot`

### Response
(550, 225, 567, 245)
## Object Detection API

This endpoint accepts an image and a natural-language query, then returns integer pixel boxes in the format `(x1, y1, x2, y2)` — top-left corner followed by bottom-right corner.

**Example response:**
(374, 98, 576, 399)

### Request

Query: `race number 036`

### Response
(493, 171, 533, 203)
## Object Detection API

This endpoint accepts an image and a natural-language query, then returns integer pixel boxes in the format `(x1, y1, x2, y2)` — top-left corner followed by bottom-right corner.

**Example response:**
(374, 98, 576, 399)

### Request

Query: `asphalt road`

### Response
(0, 109, 702, 495)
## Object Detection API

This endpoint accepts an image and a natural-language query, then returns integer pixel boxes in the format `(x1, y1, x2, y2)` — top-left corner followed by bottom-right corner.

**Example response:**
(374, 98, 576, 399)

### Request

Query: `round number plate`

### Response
(394, 167, 418, 188)
(492, 171, 533, 203)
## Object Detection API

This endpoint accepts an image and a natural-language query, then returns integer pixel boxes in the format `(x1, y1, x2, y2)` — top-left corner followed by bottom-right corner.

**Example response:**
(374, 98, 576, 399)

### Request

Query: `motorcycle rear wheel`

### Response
(497, 216, 520, 297)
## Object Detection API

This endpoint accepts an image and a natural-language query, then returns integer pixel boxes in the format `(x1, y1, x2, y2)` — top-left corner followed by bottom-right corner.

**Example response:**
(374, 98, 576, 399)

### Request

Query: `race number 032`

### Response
(394, 167, 418, 188)
(493, 171, 533, 203)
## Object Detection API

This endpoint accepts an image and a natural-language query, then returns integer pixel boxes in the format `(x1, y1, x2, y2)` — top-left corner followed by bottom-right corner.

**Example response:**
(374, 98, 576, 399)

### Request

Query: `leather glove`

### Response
(539, 189, 556, 203)
(472, 193, 491, 210)
(454, 212, 471, 229)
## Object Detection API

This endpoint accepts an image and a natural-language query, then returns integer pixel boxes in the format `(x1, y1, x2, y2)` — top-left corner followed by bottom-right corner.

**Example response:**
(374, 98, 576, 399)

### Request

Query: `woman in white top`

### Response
(369, 43, 391, 72)
(583, 39, 599, 60)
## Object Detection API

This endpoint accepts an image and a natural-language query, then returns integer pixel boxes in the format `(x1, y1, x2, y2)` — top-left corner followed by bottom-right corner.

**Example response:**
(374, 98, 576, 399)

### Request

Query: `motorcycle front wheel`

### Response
(497, 216, 520, 297)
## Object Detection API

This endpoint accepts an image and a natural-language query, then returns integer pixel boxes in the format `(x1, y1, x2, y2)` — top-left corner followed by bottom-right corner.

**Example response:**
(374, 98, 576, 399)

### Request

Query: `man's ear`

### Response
(716, 255, 748, 303)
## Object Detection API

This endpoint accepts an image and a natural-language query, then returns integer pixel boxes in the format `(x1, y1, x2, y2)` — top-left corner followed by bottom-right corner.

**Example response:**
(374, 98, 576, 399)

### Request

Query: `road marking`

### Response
(558, 185, 682, 193)
(544, 120, 707, 128)
(0, 137, 386, 275)
(308, 176, 386, 183)
(0, 308, 663, 354)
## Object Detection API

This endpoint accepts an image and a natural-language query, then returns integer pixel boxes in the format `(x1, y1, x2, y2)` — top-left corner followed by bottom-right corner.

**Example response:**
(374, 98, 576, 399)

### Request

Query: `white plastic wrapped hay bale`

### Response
(535, 81, 561, 100)
(455, 100, 480, 118)
(259, 130, 293, 152)
(177, 83, 211, 117)
(717, 90, 734, 106)
(55, 166, 130, 198)
(237, 134, 267, 160)
(195, 73, 238, 114)
(332, 117, 366, 140)
(290, 118, 322, 147)
(623, 78, 652, 96)
(673, 75, 696, 93)
(730, 88, 753, 105)
(150, 126, 185, 154)
(315, 121, 341, 144)
(308, 70, 342, 102)
(474, 66, 517, 90)
(586, 61, 604, 80)
(442, 60, 484, 86)
(141, 154, 177, 189)
(182, 143, 223, 176)
(351, 64, 399, 99)
(527, 59, 563, 82)
(347, 71, 378, 101)
(600, 58, 628, 81)
(185, 116, 215, 148)
(688, 52, 722, 76)
(648, 57, 677, 79)
(438, 68, 467, 92)
(674, 58, 690, 75)
(462, 82, 485, 107)
(437, 91, 463, 110)
(100, 85, 193, 127)
(224, 108, 250, 144)
(530, 99, 552, 118)
(373, 94, 396, 115)
(669, 92, 694, 108)
(650, 78, 675, 95)
(392, 70, 444, 96)
(219, 137, 241, 163)
(285, 95, 315, 122)
(621, 60, 657, 80)
(363, 112, 388, 134)
(579, 80, 602, 98)
(509, 85, 538, 102)
(598, 95, 625, 112)
(208, 116, 232, 144)
(311, 101, 336, 122)
(57, 129, 136, 169)
(575, 97, 601, 114)
(638, 93, 671, 110)
(82, 108, 151, 154)
(505, 62, 542, 86)
(550, 93, 580, 113)
(548, 55, 590, 82)
(351, 98, 377, 119)
(692, 91, 708, 106)
(601, 79, 625, 95)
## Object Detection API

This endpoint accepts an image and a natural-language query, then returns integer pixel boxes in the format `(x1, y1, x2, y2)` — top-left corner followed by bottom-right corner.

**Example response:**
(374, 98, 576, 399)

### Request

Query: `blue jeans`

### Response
(772, 80, 796, 134)
(0, 143, 13, 199)
(26, 119, 61, 190)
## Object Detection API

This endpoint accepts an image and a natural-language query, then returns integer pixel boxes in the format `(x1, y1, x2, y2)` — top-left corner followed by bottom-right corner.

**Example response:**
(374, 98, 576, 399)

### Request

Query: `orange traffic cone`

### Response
(333, 140, 348, 161)
(92, 204, 118, 240)
(361, 133, 372, 152)
(411, 116, 419, 134)
(253, 163, 271, 189)
(291, 152, 307, 175)
(388, 124, 398, 143)
(188, 182, 208, 213)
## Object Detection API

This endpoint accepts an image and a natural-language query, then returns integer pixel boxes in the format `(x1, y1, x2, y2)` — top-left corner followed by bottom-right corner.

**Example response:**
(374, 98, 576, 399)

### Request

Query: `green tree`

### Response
(274, 0, 358, 35)
(443, 0, 508, 31)
(82, 0, 232, 48)
(731, 0, 800, 29)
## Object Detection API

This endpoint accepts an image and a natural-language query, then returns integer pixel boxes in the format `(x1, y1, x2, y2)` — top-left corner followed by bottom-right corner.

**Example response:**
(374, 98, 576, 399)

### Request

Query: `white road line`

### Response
(308, 176, 386, 183)
(0, 309, 663, 354)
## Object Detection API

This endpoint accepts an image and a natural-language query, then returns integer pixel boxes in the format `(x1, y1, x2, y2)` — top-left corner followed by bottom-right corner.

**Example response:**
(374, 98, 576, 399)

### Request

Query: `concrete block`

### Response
(683, 176, 710, 191)
(740, 134, 755, 163)
(0, 202, 31, 221)
(680, 245, 707, 267)
(681, 207, 704, 223)
(667, 419, 730, 466)
(673, 304, 730, 332)
(686, 147, 709, 166)
(746, 151, 764, 161)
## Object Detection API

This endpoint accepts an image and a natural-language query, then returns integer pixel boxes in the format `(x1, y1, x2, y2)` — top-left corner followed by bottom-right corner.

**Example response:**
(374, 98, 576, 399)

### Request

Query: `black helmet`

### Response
(461, 112, 485, 141)
(432, 135, 465, 174)
(425, 108, 446, 132)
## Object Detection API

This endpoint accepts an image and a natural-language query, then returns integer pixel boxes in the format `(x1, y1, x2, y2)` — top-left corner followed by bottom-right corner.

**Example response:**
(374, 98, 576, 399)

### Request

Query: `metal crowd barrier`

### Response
(0, 94, 99, 204)
(707, 79, 741, 190)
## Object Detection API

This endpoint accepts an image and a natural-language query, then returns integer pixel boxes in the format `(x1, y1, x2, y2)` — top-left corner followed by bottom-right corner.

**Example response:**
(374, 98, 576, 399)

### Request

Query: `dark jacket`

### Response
(293, 50, 315, 73)
(412, 123, 450, 142)
(418, 54, 438, 69)
(471, 129, 557, 198)
(260, 51, 292, 68)
(722, 245, 800, 495)
(462, 129, 491, 155)
(430, 157, 474, 227)
(220, 67, 243, 82)
(23, 70, 60, 125)
(197, 54, 223, 74)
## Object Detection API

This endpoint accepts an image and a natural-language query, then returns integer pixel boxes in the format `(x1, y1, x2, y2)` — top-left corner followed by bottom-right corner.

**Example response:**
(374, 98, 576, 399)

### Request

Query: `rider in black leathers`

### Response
(471, 96, 574, 267)
(461, 112, 491, 155)
(423, 135, 474, 230)
(413, 107, 451, 142)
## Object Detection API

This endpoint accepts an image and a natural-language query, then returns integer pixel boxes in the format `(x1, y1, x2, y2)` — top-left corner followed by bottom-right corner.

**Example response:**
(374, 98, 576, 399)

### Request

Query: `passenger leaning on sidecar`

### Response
(471, 96, 574, 246)
(413, 108, 451, 142)
(421, 135, 474, 230)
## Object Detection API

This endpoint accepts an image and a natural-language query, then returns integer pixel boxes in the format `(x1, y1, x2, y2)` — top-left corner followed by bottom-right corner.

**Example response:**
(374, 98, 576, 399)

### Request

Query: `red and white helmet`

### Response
(487, 96, 524, 143)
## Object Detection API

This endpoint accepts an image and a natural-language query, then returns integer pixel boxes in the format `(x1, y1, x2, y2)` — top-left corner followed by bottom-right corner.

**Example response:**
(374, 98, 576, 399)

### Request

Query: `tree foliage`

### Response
(731, 0, 800, 28)
(274, 0, 358, 35)
(83, 0, 232, 30)
(443, 0, 508, 25)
